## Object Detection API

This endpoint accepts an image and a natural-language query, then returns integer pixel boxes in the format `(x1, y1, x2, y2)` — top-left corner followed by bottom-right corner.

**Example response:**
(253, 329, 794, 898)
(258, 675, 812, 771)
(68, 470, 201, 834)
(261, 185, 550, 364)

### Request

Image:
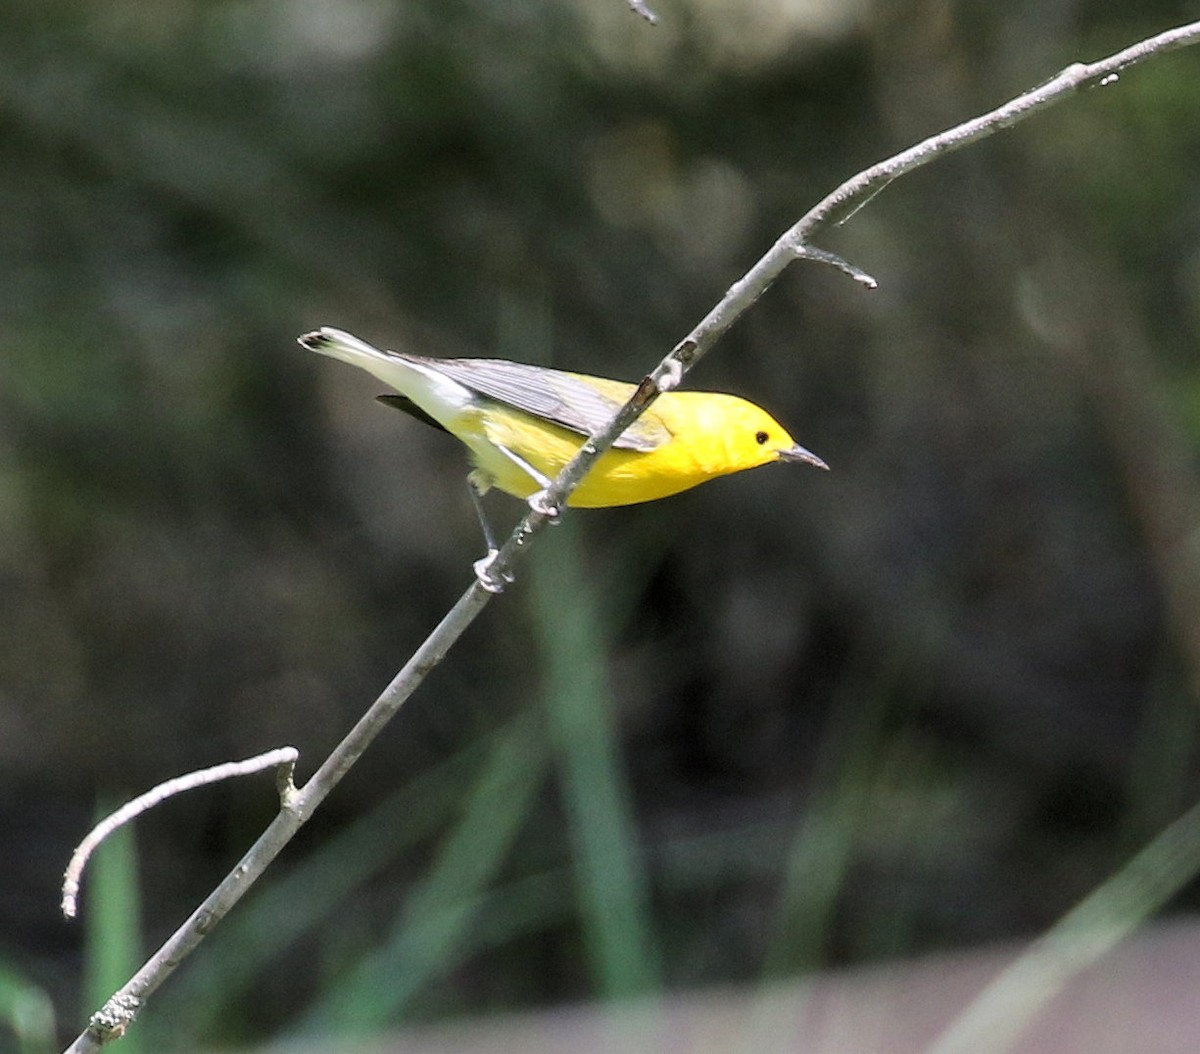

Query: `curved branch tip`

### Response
(628, 0, 658, 24)
(793, 243, 878, 290)
(61, 747, 301, 920)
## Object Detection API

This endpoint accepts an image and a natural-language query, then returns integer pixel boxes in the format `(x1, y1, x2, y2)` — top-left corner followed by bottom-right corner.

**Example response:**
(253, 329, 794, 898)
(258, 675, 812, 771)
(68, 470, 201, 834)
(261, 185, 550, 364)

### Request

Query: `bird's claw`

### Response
(528, 489, 561, 522)
(473, 549, 514, 594)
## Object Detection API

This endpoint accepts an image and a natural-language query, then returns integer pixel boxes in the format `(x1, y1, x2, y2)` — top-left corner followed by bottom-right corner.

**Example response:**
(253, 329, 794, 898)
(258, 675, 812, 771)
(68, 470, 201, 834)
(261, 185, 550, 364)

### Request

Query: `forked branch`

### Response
(62, 748, 299, 919)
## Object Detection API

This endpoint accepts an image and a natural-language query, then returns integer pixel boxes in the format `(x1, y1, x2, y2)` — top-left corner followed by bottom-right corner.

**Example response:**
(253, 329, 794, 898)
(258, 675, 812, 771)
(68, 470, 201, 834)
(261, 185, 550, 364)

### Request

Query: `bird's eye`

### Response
(755, 430, 769, 445)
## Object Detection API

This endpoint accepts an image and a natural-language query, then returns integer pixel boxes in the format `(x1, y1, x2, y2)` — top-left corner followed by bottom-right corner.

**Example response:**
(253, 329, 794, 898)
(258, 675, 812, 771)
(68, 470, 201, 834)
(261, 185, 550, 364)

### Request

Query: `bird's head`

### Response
(715, 397, 828, 474)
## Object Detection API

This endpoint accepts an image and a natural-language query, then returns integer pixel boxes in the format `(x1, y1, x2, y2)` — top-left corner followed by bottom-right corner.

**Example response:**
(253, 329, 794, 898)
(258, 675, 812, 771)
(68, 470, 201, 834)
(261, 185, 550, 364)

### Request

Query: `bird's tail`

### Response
(297, 326, 473, 421)
(297, 326, 391, 366)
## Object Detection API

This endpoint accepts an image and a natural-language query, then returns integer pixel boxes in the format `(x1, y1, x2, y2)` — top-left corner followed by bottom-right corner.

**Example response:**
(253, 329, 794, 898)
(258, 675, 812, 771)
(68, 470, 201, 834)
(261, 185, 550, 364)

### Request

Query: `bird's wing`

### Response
(406, 355, 672, 452)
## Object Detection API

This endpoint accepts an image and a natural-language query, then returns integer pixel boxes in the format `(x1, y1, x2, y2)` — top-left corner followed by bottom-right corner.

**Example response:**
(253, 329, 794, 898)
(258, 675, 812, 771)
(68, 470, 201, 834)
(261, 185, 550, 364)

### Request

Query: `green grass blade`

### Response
(300, 705, 547, 1031)
(760, 664, 897, 979)
(0, 962, 56, 1054)
(83, 799, 142, 1054)
(528, 521, 661, 999)
(926, 793, 1200, 1054)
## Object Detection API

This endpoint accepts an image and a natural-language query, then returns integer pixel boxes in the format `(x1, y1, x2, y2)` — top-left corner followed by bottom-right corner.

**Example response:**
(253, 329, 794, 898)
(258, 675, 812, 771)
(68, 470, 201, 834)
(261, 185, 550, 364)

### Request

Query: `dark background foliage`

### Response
(4, 0, 1200, 1048)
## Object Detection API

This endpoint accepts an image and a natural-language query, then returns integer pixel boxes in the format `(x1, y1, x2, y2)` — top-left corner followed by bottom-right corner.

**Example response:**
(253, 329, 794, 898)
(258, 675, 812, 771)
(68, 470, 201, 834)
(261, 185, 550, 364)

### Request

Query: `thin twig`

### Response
(63, 18, 1200, 1052)
(627, 0, 658, 25)
(61, 748, 299, 920)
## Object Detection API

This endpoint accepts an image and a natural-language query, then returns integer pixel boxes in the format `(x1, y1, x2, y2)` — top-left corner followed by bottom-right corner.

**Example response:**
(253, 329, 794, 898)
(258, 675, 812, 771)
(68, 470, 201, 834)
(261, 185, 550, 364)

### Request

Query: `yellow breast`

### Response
(458, 392, 786, 508)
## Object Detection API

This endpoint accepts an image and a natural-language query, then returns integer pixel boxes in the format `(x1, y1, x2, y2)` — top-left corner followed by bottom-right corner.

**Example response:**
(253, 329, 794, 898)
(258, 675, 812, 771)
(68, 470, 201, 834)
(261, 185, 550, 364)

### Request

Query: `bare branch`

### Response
(62, 17, 1200, 1052)
(64, 591, 492, 1053)
(61, 748, 298, 920)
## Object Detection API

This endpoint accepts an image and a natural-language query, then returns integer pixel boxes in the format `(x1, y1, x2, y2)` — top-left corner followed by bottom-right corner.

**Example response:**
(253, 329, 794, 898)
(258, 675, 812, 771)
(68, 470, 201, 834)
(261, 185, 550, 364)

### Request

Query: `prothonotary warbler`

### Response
(298, 327, 827, 582)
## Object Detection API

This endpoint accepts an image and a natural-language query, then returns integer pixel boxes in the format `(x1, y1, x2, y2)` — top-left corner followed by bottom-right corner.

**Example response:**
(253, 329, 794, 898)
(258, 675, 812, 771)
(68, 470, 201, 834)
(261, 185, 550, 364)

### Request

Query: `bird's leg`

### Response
(467, 471, 513, 593)
(468, 470, 499, 552)
(492, 444, 562, 522)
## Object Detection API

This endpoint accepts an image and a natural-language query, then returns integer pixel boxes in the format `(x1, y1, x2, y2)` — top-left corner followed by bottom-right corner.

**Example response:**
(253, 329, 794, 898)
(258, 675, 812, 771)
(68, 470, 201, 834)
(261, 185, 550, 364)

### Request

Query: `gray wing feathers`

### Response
(406, 355, 671, 452)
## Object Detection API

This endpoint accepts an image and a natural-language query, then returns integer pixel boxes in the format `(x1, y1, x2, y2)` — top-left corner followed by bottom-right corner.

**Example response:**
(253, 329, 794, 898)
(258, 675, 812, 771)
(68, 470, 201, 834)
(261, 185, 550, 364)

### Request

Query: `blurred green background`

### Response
(4, 0, 1200, 1050)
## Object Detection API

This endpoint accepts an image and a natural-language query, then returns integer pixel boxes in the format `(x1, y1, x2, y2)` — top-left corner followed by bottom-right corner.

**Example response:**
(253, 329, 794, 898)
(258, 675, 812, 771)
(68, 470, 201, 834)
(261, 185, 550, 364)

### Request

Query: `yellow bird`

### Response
(298, 327, 827, 514)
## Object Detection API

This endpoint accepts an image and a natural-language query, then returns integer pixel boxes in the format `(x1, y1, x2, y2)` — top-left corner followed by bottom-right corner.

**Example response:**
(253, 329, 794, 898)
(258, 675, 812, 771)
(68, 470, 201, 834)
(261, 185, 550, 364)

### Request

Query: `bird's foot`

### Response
(528, 489, 562, 522)
(473, 549, 514, 594)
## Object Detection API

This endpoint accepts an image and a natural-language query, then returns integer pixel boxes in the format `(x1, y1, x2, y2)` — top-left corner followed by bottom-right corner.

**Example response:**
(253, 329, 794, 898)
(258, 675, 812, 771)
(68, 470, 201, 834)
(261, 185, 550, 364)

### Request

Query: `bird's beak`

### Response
(777, 443, 829, 470)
